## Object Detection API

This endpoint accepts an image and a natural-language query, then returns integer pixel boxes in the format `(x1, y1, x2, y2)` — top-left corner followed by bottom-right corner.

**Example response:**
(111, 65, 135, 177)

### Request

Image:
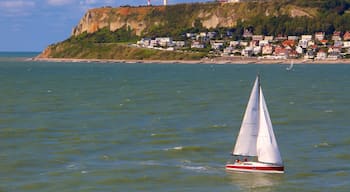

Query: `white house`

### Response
(316, 50, 327, 60)
(301, 35, 312, 41)
(262, 44, 273, 55)
(191, 41, 205, 49)
(155, 37, 173, 47)
(343, 41, 350, 48)
(315, 32, 325, 41)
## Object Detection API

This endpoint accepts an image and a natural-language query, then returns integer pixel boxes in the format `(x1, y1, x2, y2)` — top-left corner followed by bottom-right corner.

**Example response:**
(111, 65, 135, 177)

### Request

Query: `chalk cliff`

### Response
(71, 2, 314, 37)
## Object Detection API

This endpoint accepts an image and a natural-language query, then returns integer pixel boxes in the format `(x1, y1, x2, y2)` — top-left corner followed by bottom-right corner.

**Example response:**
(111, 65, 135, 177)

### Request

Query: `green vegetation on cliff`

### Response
(44, 41, 206, 60)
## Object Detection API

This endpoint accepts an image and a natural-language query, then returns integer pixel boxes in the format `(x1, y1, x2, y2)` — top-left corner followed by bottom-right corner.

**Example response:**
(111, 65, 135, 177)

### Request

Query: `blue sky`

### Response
(0, 0, 210, 52)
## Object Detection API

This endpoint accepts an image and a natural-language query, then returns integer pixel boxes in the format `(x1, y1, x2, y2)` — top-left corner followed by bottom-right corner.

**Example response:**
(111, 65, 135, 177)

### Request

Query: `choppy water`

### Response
(0, 53, 350, 191)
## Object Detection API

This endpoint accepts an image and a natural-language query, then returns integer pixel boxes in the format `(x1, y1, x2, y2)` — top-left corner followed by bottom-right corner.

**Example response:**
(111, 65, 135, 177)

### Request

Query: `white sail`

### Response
(256, 88, 283, 165)
(232, 76, 260, 156)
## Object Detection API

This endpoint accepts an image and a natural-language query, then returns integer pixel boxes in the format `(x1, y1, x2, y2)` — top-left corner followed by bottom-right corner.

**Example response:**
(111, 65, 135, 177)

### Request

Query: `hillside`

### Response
(38, 0, 350, 60)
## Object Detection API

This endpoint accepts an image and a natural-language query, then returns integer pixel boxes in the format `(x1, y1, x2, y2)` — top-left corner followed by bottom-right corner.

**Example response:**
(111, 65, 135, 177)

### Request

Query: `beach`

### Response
(32, 56, 350, 64)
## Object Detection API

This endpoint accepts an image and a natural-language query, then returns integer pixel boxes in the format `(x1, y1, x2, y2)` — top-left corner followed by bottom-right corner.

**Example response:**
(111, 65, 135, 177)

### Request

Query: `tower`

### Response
(147, 0, 151, 6)
(163, 0, 167, 6)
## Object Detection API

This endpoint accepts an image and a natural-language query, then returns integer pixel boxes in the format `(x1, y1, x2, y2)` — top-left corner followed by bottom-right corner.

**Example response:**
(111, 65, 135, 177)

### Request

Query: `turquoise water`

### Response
(0, 54, 350, 191)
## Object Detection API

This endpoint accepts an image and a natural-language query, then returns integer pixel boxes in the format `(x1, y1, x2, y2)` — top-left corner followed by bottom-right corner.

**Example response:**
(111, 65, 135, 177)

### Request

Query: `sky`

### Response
(0, 0, 211, 52)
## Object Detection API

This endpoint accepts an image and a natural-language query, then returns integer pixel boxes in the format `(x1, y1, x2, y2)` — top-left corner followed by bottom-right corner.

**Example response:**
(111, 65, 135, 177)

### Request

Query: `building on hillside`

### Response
(211, 41, 224, 50)
(242, 47, 253, 57)
(315, 32, 325, 41)
(288, 36, 299, 41)
(264, 36, 274, 42)
(316, 50, 327, 60)
(252, 35, 264, 41)
(343, 41, 350, 48)
(173, 41, 186, 48)
(275, 34, 287, 41)
(229, 41, 240, 47)
(191, 41, 205, 49)
(262, 44, 273, 55)
(243, 29, 253, 38)
(155, 37, 173, 47)
(282, 40, 295, 47)
(259, 40, 269, 47)
(295, 46, 304, 54)
(301, 35, 312, 41)
(273, 46, 288, 59)
(343, 31, 350, 41)
(332, 31, 342, 41)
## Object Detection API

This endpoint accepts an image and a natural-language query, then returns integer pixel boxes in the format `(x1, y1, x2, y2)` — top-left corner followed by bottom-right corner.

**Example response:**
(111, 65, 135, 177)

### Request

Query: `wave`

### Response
(211, 124, 228, 129)
(163, 145, 208, 152)
(313, 142, 332, 148)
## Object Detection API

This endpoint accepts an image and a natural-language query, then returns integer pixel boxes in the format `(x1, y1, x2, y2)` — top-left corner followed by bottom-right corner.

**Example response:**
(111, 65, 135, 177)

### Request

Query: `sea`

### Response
(0, 52, 349, 191)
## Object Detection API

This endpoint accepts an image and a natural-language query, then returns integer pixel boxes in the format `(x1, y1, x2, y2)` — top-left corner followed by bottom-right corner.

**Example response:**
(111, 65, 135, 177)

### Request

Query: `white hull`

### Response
(226, 161, 284, 174)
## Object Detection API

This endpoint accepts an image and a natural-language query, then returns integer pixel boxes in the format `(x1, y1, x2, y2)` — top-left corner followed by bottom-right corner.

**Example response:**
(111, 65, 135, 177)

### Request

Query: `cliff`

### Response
(71, 2, 315, 37)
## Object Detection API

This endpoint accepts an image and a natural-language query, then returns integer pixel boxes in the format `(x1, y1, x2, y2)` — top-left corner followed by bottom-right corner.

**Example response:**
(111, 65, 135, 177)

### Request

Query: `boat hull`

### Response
(225, 161, 284, 173)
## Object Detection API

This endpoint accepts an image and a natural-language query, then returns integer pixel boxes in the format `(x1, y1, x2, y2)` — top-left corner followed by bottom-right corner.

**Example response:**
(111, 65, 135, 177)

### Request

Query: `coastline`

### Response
(32, 56, 350, 64)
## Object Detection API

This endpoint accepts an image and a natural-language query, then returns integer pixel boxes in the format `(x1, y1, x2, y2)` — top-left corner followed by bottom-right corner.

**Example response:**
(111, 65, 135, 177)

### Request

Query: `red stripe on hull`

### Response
(226, 165, 284, 172)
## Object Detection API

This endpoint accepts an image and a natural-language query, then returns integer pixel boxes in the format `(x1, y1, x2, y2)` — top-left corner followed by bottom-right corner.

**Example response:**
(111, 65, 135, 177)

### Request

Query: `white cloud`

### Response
(0, 1, 36, 17)
(47, 0, 72, 6)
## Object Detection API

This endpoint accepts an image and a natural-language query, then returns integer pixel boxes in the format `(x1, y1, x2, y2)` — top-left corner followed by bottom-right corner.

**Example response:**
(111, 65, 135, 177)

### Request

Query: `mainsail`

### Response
(232, 76, 260, 156)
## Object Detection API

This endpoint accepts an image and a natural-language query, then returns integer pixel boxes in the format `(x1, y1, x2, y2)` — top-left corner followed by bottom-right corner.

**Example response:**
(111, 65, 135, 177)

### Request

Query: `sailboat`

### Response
(286, 60, 294, 71)
(225, 75, 284, 173)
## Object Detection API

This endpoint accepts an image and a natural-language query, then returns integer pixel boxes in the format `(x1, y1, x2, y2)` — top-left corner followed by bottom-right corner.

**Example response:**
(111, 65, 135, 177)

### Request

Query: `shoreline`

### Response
(32, 56, 350, 64)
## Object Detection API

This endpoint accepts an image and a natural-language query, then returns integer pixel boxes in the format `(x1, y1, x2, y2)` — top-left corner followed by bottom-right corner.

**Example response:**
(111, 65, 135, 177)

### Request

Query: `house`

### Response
(253, 46, 261, 55)
(191, 41, 205, 49)
(229, 41, 240, 47)
(332, 31, 342, 41)
(315, 32, 325, 41)
(295, 46, 304, 54)
(155, 37, 173, 47)
(241, 47, 253, 57)
(343, 31, 350, 41)
(243, 29, 253, 38)
(288, 50, 299, 58)
(343, 41, 350, 48)
(173, 41, 186, 48)
(316, 50, 327, 60)
(262, 44, 273, 55)
(273, 46, 288, 59)
(240, 41, 249, 47)
(333, 41, 343, 48)
(211, 41, 224, 50)
(320, 40, 328, 46)
(186, 33, 197, 39)
(304, 49, 315, 59)
(223, 46, 234, 55)
(301, 35, 312, 41)
(298, 39, 308, 49)
(252, 35, 264, 41)
(137, 38, 151, 47)
(328, 47, 341, 54)
(282, 40, 295, 47)
(259, 40, 269, 47)
(207, 32, 217, 39)
(264, 36, 274, 42)
(288, 36, 299, 41)
(308, 40, 315, 47)
(275, 34, 287, 41)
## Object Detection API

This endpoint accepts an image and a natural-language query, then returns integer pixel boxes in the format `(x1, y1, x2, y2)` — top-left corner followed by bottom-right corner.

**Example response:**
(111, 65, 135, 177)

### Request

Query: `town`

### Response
(135, 30, 350, 61)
